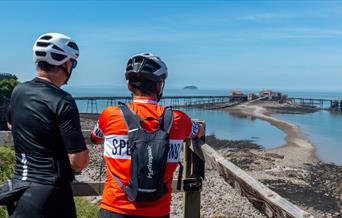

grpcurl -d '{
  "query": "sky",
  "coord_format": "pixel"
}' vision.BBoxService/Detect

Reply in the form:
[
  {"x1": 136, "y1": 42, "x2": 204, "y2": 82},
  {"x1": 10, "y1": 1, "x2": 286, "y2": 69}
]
[{"x1": 1, "y1": 0, "x2": 342, "y2": 91}]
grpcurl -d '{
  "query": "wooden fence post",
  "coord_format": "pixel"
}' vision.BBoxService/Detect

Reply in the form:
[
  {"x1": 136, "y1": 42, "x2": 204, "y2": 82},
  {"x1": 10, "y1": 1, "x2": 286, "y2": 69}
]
[{"x1": 183, "y1": 121, "x2": 205, "y2": 218}]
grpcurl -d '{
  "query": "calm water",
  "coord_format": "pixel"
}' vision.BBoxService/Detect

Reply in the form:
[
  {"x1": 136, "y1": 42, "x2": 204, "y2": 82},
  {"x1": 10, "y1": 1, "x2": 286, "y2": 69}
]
[
  {"x1": 275, "y1": 111, "x2": 342, "y2": 165},
  {"x1": 180, "y1": 108, "x2": 285, "y2": 149},
  {"x1": 64, "y1": 87, "x2": 342, "y2": 165}
]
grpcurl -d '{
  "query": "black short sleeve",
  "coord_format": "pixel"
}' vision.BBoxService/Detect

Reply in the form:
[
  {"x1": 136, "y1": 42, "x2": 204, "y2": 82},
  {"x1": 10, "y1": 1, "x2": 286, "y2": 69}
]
[{"x1": 56, "y1": 95, "x2": 87, "y2": 154}]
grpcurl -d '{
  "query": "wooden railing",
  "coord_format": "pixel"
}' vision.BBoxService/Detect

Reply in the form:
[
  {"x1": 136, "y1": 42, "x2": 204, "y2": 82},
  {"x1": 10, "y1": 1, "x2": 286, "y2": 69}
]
[{"x1": 0, "y1": 127, "x2": 312, "y2": 218}]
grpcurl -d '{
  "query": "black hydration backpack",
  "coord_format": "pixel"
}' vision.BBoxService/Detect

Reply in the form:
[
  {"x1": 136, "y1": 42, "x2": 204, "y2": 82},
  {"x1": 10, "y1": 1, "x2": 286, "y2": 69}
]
[{"x1": 110, "y1": 102, "x2": 173, "y2": 202}]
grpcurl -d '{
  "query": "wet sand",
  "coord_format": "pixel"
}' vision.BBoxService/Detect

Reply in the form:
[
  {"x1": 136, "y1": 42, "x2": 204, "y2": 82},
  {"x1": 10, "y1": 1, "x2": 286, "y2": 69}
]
[{"x1": 228, "y1": 103, "x2": 318, "y2": 166}]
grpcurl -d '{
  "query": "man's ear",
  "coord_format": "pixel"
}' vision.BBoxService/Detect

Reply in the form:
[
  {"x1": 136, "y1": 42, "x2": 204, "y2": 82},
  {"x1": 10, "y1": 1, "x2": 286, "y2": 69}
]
[
  {"x1": 156, "y1": 80, "x2": 164, "y2": 93},
  {"x1": 127, "y1": 80, "x2": 133, "y2": 92},
  {"x1": 62, "y1": 60, "x2": 71, "y2": 71}
]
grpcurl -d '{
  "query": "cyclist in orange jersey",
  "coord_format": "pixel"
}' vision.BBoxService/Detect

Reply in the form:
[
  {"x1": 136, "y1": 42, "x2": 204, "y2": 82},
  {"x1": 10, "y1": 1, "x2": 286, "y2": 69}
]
[{"x1": 91, "y1": 53, "x2": 204, "y2": 218}]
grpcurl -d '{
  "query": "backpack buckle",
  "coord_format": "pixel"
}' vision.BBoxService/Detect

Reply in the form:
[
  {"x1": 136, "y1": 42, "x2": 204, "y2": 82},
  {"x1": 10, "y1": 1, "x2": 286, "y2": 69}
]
[{"x1": 183, "y1": 177, "x2": 203, "y2": 192}]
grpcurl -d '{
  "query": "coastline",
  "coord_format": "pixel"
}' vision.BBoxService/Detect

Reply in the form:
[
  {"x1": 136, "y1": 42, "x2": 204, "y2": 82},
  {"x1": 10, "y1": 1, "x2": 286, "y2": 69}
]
[{"x1": 225, "y1": 102, "x2": 318, "y2": 166}]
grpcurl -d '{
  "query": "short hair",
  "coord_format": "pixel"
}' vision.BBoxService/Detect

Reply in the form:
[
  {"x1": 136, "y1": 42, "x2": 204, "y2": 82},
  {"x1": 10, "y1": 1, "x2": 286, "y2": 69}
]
[
  {"x1": 36, "y1": 61, "x2": 61, "y2": 72},
  {"x1": 129, "y1": 75, "x2": 159, "y2": 96}
]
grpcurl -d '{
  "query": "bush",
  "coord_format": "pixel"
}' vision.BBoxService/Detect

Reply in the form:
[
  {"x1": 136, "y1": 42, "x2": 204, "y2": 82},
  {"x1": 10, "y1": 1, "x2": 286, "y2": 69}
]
[
  {"x1": 0, "y1": 147, "x2": 15, "y2": 183},
  {"x1": 0, "y1": 78, "x2": 19, "y2": 106},
  {"x1": 0, "y1": 146, "x2": 14, "y2": 217},
  {"x1": 0, "y1": 146, "x2": 100, "y2": 217}
]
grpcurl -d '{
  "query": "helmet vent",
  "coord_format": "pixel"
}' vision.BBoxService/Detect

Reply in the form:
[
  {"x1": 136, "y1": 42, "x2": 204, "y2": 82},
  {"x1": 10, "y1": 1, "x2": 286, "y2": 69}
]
[
  {"x1": 126, "y1": 65, "x2": 133, "y2": 71},
  {"x1": 40, "y1": 35, "x2": 52, "y2": 40},
  {"x1": 51, "y1": 53, "x2": 67, "y2": 61},
  {"x1": 67, "y1": 41, "x2": 79, "y2": 51},
  {"x1": 141, "y1": 65, "x2": 155, "y2": 73},
  {"x1": 145, "y1": 60, "x2": 160, "y2": 70},
  {"x1": 52, "y1": 45, "x2": 64, "y2": 52},
  {"x1": 36, "y1": 42, "x2": 50, "y2": 47},
  {"x1": 35, "y1": 51, "x2": 47, "y2": 56},
  {"x1": 134, "y1": 56, "x2": 144, "y2": 63}
]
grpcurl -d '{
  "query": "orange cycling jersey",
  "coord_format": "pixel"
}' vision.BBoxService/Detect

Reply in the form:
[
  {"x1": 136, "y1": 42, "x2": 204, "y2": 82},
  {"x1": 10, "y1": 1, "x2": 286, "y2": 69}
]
[{"x1": 91, "y1": 97, "x2": 199, "y2": 217}]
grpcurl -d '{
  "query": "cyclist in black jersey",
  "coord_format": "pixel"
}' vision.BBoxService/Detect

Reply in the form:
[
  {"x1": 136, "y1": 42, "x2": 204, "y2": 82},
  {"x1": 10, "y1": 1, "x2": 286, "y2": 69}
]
[{"x1": 5, "y1": 33, "x2": 89, "y2": 218}]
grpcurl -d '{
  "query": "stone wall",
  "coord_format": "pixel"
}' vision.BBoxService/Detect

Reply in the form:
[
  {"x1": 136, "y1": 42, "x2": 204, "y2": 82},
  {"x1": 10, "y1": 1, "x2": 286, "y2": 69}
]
[{"x1": 0, "y1": 131, "x2": 13, "y2": 146}]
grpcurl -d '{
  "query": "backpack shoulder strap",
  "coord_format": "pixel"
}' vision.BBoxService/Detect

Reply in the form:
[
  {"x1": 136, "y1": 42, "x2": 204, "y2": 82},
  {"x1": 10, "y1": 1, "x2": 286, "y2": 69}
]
[
  {"x1": 118, "y1": 102, "x2": 141, "y2": 131},
  {"x1": 158, "y1": 106, "x2": 173, "y2": 133}
]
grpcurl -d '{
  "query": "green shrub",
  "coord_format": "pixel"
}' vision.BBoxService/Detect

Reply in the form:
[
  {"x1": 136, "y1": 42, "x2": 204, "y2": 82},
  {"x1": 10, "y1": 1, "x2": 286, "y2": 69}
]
[
  {"x1": 0, "y1": 207, "x2": 7, "y2": 218},
  {"x1": 0, "y1": 146, "x2": 14, "y2": 217},
  {"x1": 0, "y1": 147, "x2": 15, "y2": 183},
  {"x1": 0, "y1": 78, "x2": 19, "y2": 105}
]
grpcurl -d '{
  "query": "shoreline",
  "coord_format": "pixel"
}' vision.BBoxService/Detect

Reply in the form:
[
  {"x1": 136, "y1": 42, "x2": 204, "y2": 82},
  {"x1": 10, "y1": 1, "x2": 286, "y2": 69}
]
[{"x1": 225, "y1": 102, "x2": 319, "y2": 166}]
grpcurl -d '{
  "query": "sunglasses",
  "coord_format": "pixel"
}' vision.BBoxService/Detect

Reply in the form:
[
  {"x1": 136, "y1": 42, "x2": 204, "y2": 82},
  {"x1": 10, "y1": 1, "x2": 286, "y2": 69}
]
[{"x1": 71, "y1": 59, "x2": 78, "y2": 69}]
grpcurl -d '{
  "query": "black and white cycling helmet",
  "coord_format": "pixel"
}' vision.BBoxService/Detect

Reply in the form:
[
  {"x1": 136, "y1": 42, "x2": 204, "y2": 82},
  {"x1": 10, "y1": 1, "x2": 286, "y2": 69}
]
[
  {"x1": 125, "y1": 53, "x2": 168, "y2": 82},
  {"x1": 32, "y1": 33, "x2": 79, "y2": 66}
]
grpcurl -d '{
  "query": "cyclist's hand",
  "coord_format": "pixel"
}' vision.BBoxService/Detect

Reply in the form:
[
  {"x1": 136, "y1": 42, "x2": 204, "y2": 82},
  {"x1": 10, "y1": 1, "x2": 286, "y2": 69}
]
[{"x1": 195, "y1": 123, "x2": 205, "y2": 139}]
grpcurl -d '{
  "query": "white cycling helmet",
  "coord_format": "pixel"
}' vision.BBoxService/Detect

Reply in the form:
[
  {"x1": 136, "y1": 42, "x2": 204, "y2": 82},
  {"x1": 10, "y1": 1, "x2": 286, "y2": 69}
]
[
  {"x1": 32, "y1": 33, "x2": 79, "y2": 66},
  {"x1": 125, "y1": 53, "x2": 168, "y2": 82}
]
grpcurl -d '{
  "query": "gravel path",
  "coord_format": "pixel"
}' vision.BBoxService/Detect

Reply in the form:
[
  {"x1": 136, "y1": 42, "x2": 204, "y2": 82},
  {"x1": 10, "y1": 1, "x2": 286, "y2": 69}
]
[{"x1": 171, "y1": 166, "x2": 265, "y2": 218}]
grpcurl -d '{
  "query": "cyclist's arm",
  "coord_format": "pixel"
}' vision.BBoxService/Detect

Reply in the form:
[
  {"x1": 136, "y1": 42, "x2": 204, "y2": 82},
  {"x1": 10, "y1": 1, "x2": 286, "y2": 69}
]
[
  {"x1": 68, "y1": 150, "x2": 89, "y2": 172},
  {"x1": 58, "y1": 95, "x2": 89, "y2": 172},
  {"x1": 172, "y1": 110, "x2": 205, "y2": 139},
  {"x1": 91, "y1": 122, "x2": 104, "y2": 144},
  {"x1": 90, "y1": 107, "x2": 112, "y2": 144},
  {"x1": 194, "y1": 122, "x2": 205, "y2": 139}
]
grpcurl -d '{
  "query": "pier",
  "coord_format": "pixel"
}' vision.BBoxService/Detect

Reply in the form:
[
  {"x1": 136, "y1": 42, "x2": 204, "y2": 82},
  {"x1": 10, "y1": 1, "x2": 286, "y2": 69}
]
[
  {"x1": 74, "y1": 95, "x2": 230, "y2": 113},
  {"x1": 74, "y1": 95, "x2": 342, "y2": 113},
  {"x1": 289, "y1": 97, "x2": 342, "y2": 111}
]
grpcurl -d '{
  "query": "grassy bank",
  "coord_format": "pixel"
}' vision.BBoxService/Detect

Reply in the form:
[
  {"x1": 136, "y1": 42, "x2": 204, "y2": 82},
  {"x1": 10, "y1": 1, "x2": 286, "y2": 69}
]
[{"x1": 0, "y1": 146, "x2": 99, "y2": 217}]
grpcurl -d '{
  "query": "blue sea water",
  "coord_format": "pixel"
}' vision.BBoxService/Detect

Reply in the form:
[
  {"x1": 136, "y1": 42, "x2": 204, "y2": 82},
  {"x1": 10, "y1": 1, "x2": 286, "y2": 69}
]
[
  {"x1": 64, "y1": 86, "x2": 342, "y2": 165},
  {"x1": 275, "y1": 111, "x2": 342, "y2": 165},
  {"x1": 180, "y1": 108, "x2": 286, "y2": 149}
]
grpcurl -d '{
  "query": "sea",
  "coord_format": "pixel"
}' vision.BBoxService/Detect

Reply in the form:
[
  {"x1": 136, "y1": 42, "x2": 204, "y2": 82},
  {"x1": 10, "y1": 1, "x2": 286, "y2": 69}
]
[{"x1": 64, "y1": 87, "x2": 342, "y2": 165}]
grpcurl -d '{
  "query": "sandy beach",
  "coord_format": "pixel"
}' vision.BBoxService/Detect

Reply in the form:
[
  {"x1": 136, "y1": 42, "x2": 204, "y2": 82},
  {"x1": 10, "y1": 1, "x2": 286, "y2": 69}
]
[{"x1": 229, "y1": 102, "x2": 318, "y2": 166}]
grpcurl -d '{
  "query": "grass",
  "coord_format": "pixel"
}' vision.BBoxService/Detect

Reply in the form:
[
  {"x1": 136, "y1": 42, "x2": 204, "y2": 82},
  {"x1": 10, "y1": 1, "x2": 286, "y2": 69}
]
[
  {"x1": 0, "y1": 146, "x2": 99, "y2": 218},
  {"x1": 75, "y1": 197, "x2": 100, "y2": 218}
]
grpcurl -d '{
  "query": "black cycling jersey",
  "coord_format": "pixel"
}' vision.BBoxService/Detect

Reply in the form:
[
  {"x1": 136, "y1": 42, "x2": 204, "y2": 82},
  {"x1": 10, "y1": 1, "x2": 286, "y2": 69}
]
[{"x1": 7, "y1": 77, "x2": 87, "y2": 185}]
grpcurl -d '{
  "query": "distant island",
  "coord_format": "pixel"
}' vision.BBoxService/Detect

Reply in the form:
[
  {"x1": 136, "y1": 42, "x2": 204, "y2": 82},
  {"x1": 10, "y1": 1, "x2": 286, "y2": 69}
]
[{"x1": 183, "y1": 86, "x2": 198, "y2": 90}]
